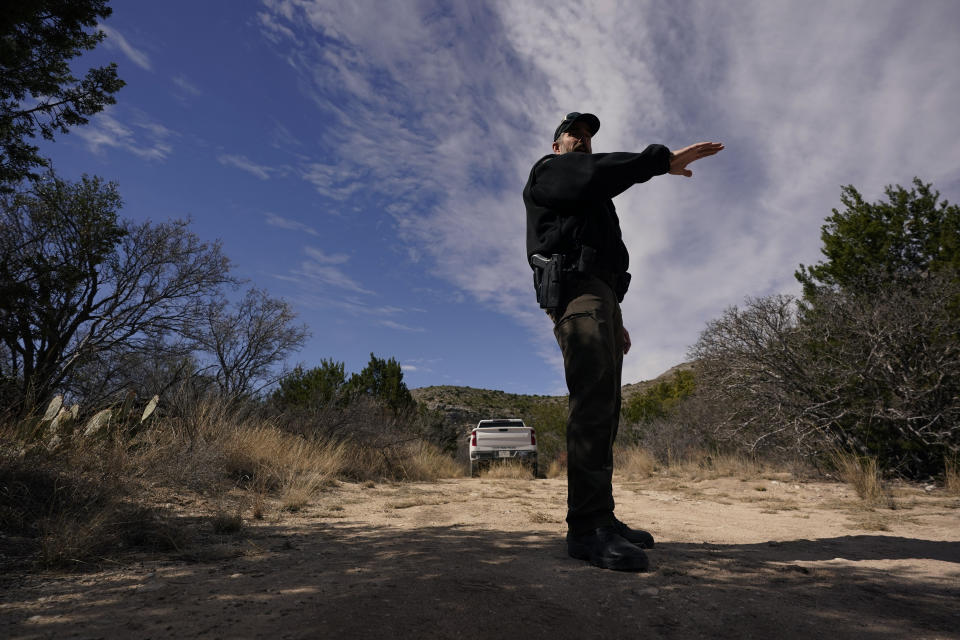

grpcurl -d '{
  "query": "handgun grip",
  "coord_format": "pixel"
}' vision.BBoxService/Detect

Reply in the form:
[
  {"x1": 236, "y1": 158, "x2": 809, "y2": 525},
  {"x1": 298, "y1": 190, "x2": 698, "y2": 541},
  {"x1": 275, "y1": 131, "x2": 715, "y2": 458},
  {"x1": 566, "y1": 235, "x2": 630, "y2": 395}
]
[{"x1": 529, "y1": 253, "x2": 550, "y2": 270}]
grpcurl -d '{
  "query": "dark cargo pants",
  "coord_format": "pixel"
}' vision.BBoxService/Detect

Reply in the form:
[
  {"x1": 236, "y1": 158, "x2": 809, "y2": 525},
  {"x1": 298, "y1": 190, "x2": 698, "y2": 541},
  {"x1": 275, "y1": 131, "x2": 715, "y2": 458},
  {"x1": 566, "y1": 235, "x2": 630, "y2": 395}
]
[{"x1": 551, "y1": 274, "x2": 624, "y2": 535}]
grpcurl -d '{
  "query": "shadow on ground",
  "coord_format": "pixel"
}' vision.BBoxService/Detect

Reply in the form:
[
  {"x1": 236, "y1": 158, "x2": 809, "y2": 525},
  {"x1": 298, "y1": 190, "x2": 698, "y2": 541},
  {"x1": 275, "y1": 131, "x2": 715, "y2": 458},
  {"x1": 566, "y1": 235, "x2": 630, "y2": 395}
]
[{"x1": 2, "y1": 518, "x2": 959, "y2": 640}]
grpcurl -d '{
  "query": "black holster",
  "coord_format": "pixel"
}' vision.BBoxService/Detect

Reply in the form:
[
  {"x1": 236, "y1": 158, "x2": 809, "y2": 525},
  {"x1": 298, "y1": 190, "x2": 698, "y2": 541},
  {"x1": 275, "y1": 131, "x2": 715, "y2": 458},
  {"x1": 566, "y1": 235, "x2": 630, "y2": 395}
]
[
  {"x1": 532, "y1": 249, "x2": 631, "y2": 308},
  {"x1": 531, "y1": 253, "x2": 563, "y2": 311}
]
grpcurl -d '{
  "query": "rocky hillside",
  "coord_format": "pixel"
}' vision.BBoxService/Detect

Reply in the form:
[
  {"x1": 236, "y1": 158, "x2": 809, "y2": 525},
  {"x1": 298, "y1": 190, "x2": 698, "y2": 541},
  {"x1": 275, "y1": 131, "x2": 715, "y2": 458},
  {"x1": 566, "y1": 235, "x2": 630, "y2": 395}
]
[
  {"x1": 411, "y1": 362, "x2": 693, "y2": 438},
  {"x1": 620, "y1": 361, "x2": 695, "y2": 400},
  {"x1": 410, "y1": 386, "x2": 564, "y2": 441}
]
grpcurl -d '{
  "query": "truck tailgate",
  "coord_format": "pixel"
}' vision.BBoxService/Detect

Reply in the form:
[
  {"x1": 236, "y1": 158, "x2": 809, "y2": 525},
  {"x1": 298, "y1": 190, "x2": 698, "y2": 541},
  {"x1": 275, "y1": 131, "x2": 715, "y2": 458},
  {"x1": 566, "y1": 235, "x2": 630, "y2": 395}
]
[{"x1": 475, "y1": 427, "x2": 531, "y2": 449}]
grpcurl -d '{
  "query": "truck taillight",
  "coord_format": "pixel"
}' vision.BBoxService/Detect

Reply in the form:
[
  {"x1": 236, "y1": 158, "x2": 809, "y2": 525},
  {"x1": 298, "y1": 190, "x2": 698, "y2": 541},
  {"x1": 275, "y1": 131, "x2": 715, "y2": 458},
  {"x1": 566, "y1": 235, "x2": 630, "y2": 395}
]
[
  {"x1": 530, "y1": 429, "x2": 536, "y2": 445},
  {"x1": 471, "y1": 430, "x2": 477, "y2": 446}
]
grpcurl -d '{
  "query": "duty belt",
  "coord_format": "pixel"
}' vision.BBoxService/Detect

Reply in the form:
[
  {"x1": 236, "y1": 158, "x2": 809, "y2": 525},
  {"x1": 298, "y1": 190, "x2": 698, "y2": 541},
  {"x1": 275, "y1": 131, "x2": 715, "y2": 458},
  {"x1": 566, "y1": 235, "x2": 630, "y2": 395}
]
[{"x1": 573, "y1": 267, "x2": 617, "y2": 292}]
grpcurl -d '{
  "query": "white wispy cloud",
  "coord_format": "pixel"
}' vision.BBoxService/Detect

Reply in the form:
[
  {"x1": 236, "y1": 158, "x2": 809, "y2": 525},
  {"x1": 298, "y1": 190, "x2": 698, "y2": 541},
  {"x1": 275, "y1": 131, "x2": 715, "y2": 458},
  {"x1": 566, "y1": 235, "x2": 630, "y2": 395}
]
[
  {"x1": 401, "y1": 357, "x2": 438, "y2": 374},
  {"x1": 260, "y1": 0, "x2": 960, "y2": 386},
  {"x1": 270, "y1": 120, "x2": 301, "y2": 149},
  {"x1": 99, "y1": 24, "x2": 152, "y2": 71},
  {"x1": 172, "y1": 75, "x2": 202, "y2": 96},
  {"x1": 74, "y1": 110, "x2": 174, "y2": 160},
  {"x1": 283, "y1": 288, "x2": 425, "y2": 333},
  {"x1": 296, "y1": 261, "x2": 373, "y2": 294},
  {"x1": 218, "y1": 154, "x2": 276, "y2": 180},
  {"x1": 257, "y1": 7, "x2": 299, "y2": 45},
  {"x1": 379, "y1": 320, "x2": 425, "y2": 333},
  {"x1": 285, "y1": 246, "x2": 374, "y2": 295},
  {"x1": 301, "y1": 162, "x2": 365, "y2": 200},
  {"x1": 303, "y1": 246, "x2": 349, "y2": 263},
  {"x1": 265, "y1": 213, "x2": 320, "y2": 236}
]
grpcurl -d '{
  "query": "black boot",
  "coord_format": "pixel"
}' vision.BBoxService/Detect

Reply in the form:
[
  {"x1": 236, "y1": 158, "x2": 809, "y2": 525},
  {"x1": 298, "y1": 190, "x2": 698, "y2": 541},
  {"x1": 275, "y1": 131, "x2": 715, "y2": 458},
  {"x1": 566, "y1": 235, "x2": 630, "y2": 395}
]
[
  {"x1": 567, "y1": 526, "x2": 650, "y2": 572},
  {"x1": 613, "y1": 519, "x2": 655, "y2": 549}
]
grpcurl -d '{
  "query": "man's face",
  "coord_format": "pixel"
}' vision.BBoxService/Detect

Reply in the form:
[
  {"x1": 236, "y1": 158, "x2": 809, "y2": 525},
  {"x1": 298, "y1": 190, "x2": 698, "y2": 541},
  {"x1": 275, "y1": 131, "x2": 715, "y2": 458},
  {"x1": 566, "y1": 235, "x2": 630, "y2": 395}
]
[{"x1": 552, "y1": 120, "x2": 593, "y2": 155}]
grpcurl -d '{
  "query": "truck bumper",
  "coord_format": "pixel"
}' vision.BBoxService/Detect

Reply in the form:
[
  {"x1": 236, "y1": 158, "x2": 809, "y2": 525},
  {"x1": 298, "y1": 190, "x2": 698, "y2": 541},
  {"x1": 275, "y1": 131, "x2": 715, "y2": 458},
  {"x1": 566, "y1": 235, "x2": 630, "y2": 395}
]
[{"x1": 470, "y1": 450, "x2": 537, "y2": 461}]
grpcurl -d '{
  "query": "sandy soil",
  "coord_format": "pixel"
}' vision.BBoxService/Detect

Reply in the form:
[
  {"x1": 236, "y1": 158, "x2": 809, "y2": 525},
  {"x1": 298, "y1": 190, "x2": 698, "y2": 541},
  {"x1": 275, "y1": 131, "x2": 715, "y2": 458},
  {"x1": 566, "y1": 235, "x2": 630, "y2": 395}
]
[{"x1": 2, "y1": 474, "x2": 959, "y2": 639}]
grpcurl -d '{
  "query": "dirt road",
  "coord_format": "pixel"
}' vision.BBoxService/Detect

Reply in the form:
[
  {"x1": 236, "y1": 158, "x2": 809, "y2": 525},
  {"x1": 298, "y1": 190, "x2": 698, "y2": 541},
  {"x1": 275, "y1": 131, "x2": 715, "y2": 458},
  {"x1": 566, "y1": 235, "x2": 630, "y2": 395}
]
[{"x1": 2, "y1": 475, "x2": 959, "y2": 639}]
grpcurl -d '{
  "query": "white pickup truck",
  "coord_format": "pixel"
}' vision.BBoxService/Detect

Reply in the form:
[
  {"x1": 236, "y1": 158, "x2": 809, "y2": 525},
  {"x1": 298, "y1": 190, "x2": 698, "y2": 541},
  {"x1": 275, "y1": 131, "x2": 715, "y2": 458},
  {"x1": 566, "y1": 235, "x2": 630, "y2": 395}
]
[{"x1": 468, "y1": 418, "x2": 537, "y2": 477}]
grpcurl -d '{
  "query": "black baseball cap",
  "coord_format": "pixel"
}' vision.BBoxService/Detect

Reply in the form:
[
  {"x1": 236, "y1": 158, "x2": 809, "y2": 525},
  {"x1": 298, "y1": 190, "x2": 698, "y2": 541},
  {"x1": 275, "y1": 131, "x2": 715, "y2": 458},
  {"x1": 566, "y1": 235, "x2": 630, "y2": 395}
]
[{"x1": 553, "y1": 112, "x2": 600, "y2": 141}]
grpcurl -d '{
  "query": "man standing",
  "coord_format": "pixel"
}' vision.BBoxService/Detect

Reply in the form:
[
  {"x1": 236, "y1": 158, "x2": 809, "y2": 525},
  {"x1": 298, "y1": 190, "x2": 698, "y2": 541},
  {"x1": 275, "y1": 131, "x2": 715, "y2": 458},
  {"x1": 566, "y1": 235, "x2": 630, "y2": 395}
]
[{"x1": 523, "y1": 112, "x2": 723, "y2": 571}]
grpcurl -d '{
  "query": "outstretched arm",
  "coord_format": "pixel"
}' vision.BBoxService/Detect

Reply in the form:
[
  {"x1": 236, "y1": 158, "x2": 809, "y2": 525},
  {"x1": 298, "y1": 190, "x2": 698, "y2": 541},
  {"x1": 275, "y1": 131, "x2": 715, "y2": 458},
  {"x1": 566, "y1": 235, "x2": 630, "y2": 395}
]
[{"x1": 669, "y1": 142, "x2": 724, "y2": 177}]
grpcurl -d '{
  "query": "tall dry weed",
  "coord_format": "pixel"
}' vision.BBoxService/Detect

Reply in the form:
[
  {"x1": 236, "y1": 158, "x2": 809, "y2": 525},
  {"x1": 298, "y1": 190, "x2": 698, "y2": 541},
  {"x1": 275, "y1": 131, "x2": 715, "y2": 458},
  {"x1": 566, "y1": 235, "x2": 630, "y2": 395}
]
[
  {"x1": 614, "y1": 445, "x2": 658, "y2": 480},
  {"x1": 337, "y1": 440, "x2": 462, "y2": 482},
  {"x1": 545, "y1": 459, "x2": 565, "y2": 479},
  {"x1": 944, "y1": 458, "x2": 960, "y2": 496},
  {"x1": 397, "y1": 442, "x2": 463, "y2": 481},
  {"x1": 210, "y1": 505, "x2": 244, "y2": 533},
  {"x1": 482, "y1": 460, "x2": 535, "y2": 479},
  {"x1": 662, "y1": 449, "x2": 766, "y2": 480},
  {"x1": 3, "y1": 390, "x2": 465, "y2": 568},
  {"x1": 832, "y1": 451, "x2": 889, "y2": 505},
  {"x1": 0, "y1": 436, "x2": 181, "y2": 568},
  {"x1": 280, "y1": 472, "x2": 331, "y2": 511},
  {"x1": 219, "y1": 424, "x2": 347, "y2": 492}
]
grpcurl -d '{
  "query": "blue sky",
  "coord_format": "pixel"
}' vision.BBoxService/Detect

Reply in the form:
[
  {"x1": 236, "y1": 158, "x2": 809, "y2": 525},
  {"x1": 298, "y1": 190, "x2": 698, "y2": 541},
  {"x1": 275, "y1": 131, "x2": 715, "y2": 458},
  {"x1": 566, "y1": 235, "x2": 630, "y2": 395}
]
[{"x1": 42, "y1": 0, "x2": 960, "y2": 394}]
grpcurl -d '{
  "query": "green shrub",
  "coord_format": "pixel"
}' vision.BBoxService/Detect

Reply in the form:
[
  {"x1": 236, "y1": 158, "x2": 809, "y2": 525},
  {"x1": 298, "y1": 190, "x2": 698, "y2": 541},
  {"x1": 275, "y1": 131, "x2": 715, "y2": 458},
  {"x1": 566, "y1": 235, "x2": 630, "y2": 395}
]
[{"x1": 622, "y1": 370, "x2": 695, "y2": 425}]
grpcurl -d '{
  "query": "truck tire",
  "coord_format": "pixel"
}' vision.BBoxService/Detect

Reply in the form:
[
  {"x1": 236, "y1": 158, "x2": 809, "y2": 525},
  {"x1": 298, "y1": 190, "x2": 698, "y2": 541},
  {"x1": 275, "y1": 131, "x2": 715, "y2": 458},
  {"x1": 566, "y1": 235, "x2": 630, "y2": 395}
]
[
  {"x1": 529, "y1": 460, "x2": 538, "y2": 478},
  {"x1": 469, "y1": 460, "x2": 477, "y2": 478}
]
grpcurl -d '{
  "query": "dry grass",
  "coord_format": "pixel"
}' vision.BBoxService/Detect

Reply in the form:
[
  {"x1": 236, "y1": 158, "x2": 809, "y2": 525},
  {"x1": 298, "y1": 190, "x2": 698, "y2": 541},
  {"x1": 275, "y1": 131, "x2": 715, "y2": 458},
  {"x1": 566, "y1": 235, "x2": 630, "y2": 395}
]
[
  {"x1": 612, "y1": 447, "x2": 768, "y2": 482},
  {"x1": 37, "y1": 509, "x2": 111, "y2": 567},
  {"x1": 37, "y1": 504, "x2": 178, "y2": 568},
  {"x1": 945, "y1": 458, "x2": 960, "y2": 496},
  {"x1": 1, "y1": 392, "x2": 464, "y2": 569},
  {"x1": 251, "y1": 490, "x2": 267, "y2": 520},
  {"x1": 546, "y1": 458, "x2": 565, "y2": 479},
  {"x1": 481, "y1": 460, "x2": 536, "y2": 479},
  {"x1": 211, "y1": 507, "x2": 244, "y2": 534},
  {"x1": 831, "y1": 451, "x2": 890, "y2": 506},
  {"x1": 335, "y1": 440, "x2": 462, "y2": 482},
  {"x1": 528, "y1": 510, "x2": 561, "y2": 524},
  {"x1": 665, "y1": 450, "x2": 767, "y2": 480},
  {"x1": 614, "y1": 445, "x2": 658, "y2": 480},
  {"x1": 549, "y1": 447, "x2": 767, "y2": 483},
  {"x1": 0, "y1": 430, "x2": 185, "y2": 569},
  {"x1": 280, "y1": 472, "x2": 331, "y2": 511},
  {"x1": 219, "y1": 424, "x2": 347, "y2": 490},
  {"x1": 846, "y1": 510, "x2": 919, "y2": 531},
  {"x1": 396, "y1": 442, "x2": 463, "y2": 481},
  {"x1": 386, "y1": 495, "x2": 450, "y2": 509}
]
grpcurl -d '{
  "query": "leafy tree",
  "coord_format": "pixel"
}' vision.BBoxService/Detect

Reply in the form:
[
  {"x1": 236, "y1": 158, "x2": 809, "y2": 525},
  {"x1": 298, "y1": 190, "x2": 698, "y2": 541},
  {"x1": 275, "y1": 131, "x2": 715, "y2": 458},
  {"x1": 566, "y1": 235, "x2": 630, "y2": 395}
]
[
  {"x1": 273, "y1": 360, "x2": 347, "y2": 410},
  {"x1": 1, "y1": 1, "x2": 124, "y2": 188},
  {"x1": 622, "y1": 369, "x2": 695, "y2": 425},
  {"x1": 691, "y1": 272, "x2": 960, "y2": 477},
  {"x1": 521, "y1": 400, "x2": 567, "y2": 466},
  {"x1": 691, "y1": 179, "x2": 960, "y2": 477},
  {"x1": 198, "y1": 288, "x2": 309, "y2": 397},
  {"x1": 0, "y1": 173, "x2": 234, "y2": 415},
  {"x1": 411, "y1": 403, "x2": 458, "y2": 454},
  {"x1": 347, "y1": 353, "x2": 414, "y2": 414},
  {"x1": 796, "y1": 179, "x2": 960, "y2": 299}
]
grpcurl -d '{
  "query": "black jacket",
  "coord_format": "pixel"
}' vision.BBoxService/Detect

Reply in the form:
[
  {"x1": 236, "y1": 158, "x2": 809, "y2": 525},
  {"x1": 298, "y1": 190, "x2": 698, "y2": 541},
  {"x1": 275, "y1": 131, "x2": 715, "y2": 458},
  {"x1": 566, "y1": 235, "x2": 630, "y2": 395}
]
[{"x1": 523, "y1": 145, "x2": 671, "y2": 278}]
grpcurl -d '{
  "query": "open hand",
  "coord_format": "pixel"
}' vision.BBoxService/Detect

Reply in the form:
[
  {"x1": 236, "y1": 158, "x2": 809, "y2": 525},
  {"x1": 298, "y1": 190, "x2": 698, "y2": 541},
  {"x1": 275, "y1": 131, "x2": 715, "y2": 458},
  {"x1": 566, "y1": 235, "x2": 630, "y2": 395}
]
[{"x1": 669, "y1": 141, "x2": 724, "y2": 177}]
